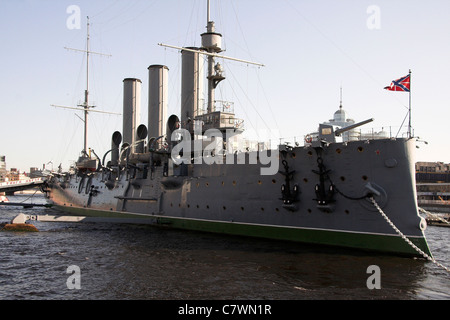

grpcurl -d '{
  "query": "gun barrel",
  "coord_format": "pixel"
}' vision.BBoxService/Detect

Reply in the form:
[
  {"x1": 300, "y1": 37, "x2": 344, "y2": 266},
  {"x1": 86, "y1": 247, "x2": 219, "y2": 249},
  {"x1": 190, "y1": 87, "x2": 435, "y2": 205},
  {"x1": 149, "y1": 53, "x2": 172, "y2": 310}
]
[{"x1": 335, "y1": 118, "x2": 374, "y2": 136}]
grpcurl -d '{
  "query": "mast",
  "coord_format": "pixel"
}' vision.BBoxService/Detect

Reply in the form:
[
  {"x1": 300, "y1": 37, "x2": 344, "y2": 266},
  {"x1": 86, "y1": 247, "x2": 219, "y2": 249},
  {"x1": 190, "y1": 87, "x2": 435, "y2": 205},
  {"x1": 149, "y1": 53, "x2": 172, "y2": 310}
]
[
  {"x1": 408, "y1": 69, "x2": 412, "y2": 139},
  {"x1": 84, "y1": 16, "x2": 90, "y2": 154},
  {"x1": 158, "y1": 0, "x2": 263, "y2": 134},
  {"x1": 207, "y1": 0, "x2": 211, "y2": 23},
  {"x1": 201, "y1": 0, "x2": 224, "y2": 113},
  {"x1": 60, "y1": 17, "x2": 112, "y2": 154}
]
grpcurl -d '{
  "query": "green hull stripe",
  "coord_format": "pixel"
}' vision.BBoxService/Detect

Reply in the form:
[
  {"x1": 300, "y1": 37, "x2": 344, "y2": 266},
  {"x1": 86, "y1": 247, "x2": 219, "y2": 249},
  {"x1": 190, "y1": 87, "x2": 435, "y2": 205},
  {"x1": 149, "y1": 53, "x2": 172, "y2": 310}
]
[{"x1": 53, "y1": 205, "x2": 432, "y2": 257}]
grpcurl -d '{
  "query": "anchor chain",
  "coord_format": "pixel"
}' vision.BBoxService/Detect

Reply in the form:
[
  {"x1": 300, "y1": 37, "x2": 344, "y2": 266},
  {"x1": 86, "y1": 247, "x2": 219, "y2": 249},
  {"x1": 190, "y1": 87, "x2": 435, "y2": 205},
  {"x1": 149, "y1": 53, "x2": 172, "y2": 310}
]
[
  {"x1": 312, "y1": 152, "x2": 371, "y2": 202},
  {"x1": 279, "y1": 159, "x2": 299, "y2": 208},
  {"x1": 370, "y1": 197, "x2": 450, "y2": 273},
  {"x1": 418, "y1": 207, "x2": 450, "y2": 225}
]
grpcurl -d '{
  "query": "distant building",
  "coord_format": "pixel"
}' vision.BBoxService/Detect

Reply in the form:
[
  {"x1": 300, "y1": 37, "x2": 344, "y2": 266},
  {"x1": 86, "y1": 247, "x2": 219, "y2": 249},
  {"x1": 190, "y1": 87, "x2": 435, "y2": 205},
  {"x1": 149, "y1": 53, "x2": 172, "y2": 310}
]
[
  {"x1": 322, "y1": 104, "x2": 358, "y2": 142},
  {"x1": 416, "y1": 162, "x2": 450, "y2": 211},
  {"x1": 0, "y1": 156, "x2": 6, "y2": 182},
  {"x1": 416, "y1": 161, "x2": 450, "y2": 183},
  {"x1": 7, "y1": 168, "x2": 20, "y2": 181},
  {"x1": 321, "y1": 89, "x2": 389, "y2": 142}
]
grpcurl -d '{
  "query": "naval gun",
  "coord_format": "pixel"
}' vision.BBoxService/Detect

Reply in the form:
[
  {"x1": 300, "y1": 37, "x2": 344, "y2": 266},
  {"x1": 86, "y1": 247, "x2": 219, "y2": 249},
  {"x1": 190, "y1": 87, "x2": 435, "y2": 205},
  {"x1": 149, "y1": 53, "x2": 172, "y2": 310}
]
[{"x1": 315, "y1": 118, "x2": 374, "y2": 146}]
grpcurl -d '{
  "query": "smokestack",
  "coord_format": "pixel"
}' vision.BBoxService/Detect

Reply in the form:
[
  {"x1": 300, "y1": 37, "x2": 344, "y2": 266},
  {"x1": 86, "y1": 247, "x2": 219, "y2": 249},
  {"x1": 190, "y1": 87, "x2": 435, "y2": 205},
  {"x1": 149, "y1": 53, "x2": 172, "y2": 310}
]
[
  {"x1": 110, "y1": 131, "x2": 122, "y2": 166},
  {"x1": 122, "y1": 78, "x2": 142, "y2": 153},
  {"x1": 148, "y1": 65, "x2": 168, "y2": 149},
  {"x1": 181, "y1": 48, "x2": 204, "y2": 133}
]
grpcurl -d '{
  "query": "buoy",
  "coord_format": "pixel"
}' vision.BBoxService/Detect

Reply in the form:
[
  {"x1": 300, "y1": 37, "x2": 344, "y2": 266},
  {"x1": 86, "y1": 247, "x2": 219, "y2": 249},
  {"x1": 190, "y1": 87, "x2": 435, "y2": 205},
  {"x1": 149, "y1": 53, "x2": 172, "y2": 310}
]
[{"x1": 1, "y1": 223, "x2": 38, "y2": 232}]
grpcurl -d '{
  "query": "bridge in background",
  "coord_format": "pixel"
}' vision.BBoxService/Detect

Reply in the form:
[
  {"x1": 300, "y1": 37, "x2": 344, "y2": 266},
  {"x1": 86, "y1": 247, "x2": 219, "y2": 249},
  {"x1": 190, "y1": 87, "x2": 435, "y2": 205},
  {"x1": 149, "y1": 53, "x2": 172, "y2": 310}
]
[{"x1": 0, "y1": 178, "x2": 45, "y2": 195}]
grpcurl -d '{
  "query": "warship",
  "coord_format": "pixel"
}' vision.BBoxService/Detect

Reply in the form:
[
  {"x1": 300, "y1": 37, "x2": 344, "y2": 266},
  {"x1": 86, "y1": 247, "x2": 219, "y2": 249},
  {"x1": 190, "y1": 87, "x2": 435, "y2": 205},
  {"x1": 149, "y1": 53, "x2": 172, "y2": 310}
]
[{"x1": 45, "y1": 1, "x2": 432, "y2": 257}]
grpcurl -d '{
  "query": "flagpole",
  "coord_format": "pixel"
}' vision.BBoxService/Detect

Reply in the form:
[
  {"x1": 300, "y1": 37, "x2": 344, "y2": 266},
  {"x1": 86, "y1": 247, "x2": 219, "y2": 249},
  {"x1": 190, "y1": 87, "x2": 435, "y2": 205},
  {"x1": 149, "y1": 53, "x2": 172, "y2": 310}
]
[{"x1": 408, "y1": 69, "x2": 412, "y2": 138}]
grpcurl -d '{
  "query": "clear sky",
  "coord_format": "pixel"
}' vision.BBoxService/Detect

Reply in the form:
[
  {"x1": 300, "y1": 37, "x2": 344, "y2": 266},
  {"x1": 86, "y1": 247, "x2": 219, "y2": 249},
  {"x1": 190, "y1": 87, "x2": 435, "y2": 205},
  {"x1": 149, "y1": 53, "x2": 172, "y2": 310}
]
[{"x1": 1, "y1": 0, "x2": 449, "y2": 172}]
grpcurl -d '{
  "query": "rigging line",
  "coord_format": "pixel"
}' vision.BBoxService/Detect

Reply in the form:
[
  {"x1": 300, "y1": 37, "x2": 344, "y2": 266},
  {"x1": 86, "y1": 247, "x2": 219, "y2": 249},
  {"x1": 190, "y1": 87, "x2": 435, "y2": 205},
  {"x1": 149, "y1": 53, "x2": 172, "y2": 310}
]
[
  {"x1": 91, "y1": 0, "x2": 122, "y2": 18},
  {"x1": 101, "y1": 0, "x2": 142, "y2": 25},
  {"x1": 70, "y1": 52, "x2": 86, "y2": 107},
  {"x1": 284, "y1": 0, "x2": 381, "y2": 86},
  {"x1": 88, "y1": 46, "x2": 111, "y2": 114},
  {"x1": 19, "y1": 189, "x2": 39, "y2": 203},
  {"x1": 395, "y1": 110, "x2": 410, "y2": 138},
  {"x1": 183, "y1": 1, "x2": 197, "y2": 48},
  {"x1": 224, "y1": 69, "x2": 257, "y2": 136},
  {"x1": 90, "y1": 113, "x2": 107, "y2": 152},
  {"x1": 118, "y1": 0, "x2": 159, "y2": 26},
  {"x1": 56, "y1": 114, "x2": 82, "y2": 168},
  {"x1": 100, "y1": 0, "x2": 157, "y2": 33},
  {"x1": 230, "y1": 0, "x2": 254, "y2": 61},
  {"x1": 254, "y1": 67, "x2": 281, "y2": 136},
  {"x1": 52, "y1": 109, "x2": 71, "y2": 165},
  {"x1": 225, "y1": 63, "x2": 277, "y2": 140},
  {"x1": 283, "y1": 0, "x2": 408, "y2": 110},
  {"x1": 215, "y1": 0, "x2": 225, "y2": 48},
  {"x1": 165, "y1": 50, "x2": 182, "y2": 116}
]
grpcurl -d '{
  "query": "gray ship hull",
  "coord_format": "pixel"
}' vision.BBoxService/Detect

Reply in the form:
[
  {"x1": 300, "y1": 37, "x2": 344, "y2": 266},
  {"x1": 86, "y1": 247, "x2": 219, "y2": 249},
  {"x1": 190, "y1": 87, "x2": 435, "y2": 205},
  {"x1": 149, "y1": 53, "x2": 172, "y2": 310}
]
[{"x1": 47, "y1": 137, "x2": 431, "y2": 257}]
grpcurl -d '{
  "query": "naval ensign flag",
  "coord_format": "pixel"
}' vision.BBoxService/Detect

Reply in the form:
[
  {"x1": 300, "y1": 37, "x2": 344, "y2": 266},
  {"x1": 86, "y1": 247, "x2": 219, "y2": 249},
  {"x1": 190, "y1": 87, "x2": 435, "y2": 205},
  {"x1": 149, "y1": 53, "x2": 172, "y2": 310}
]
[
  {"x1": 384, "y1": 70, "x2": 412, "y2": 138},
  {"x1": 384, "y1": 73, "x2": 410, "y2": 92}
]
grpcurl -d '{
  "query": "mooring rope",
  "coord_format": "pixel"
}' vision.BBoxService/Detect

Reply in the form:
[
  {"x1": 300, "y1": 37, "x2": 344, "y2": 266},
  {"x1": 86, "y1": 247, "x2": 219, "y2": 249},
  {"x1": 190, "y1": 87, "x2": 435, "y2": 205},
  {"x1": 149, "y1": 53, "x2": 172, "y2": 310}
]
[
  {"x1": 370, "y1": 197, "x2": 449, "y2": 273},
  {"x1": 418, "y1": 207, "x2": 450, "y2": 225}
]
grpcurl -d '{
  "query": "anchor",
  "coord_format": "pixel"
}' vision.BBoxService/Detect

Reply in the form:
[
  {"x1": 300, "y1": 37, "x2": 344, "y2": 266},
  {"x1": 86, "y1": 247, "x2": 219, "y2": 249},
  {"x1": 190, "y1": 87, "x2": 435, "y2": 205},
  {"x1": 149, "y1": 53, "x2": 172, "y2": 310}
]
[
  {"x1": 312, "y1": 153, "x2": 336, "y2": 212},
  {"x1": 279, "y1": 159, "x2": 299, "y2": 211}
]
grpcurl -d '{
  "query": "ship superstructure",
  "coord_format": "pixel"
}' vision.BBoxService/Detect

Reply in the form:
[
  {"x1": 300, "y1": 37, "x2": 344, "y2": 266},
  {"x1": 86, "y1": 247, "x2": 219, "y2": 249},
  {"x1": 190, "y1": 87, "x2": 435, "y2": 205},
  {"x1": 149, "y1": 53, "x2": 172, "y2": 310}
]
[{"x1": 46, "y1": 1, "x2": 431, "y2": 257}]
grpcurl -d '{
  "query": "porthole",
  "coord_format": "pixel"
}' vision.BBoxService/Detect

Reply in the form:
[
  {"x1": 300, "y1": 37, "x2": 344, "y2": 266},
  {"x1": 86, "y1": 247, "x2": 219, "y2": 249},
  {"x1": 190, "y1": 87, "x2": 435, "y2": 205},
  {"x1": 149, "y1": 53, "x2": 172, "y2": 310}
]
[{"x1": 357, "y1": 146, "x2": 364, "y2": 152}]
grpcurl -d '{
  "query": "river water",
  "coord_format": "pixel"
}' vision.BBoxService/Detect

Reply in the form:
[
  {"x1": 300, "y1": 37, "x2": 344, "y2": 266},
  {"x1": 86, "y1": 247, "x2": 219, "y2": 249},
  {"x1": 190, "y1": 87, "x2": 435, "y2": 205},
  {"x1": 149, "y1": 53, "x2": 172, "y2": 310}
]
[{"x1": 0, "y1": 193, "x2": 449, "y2": 301}]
